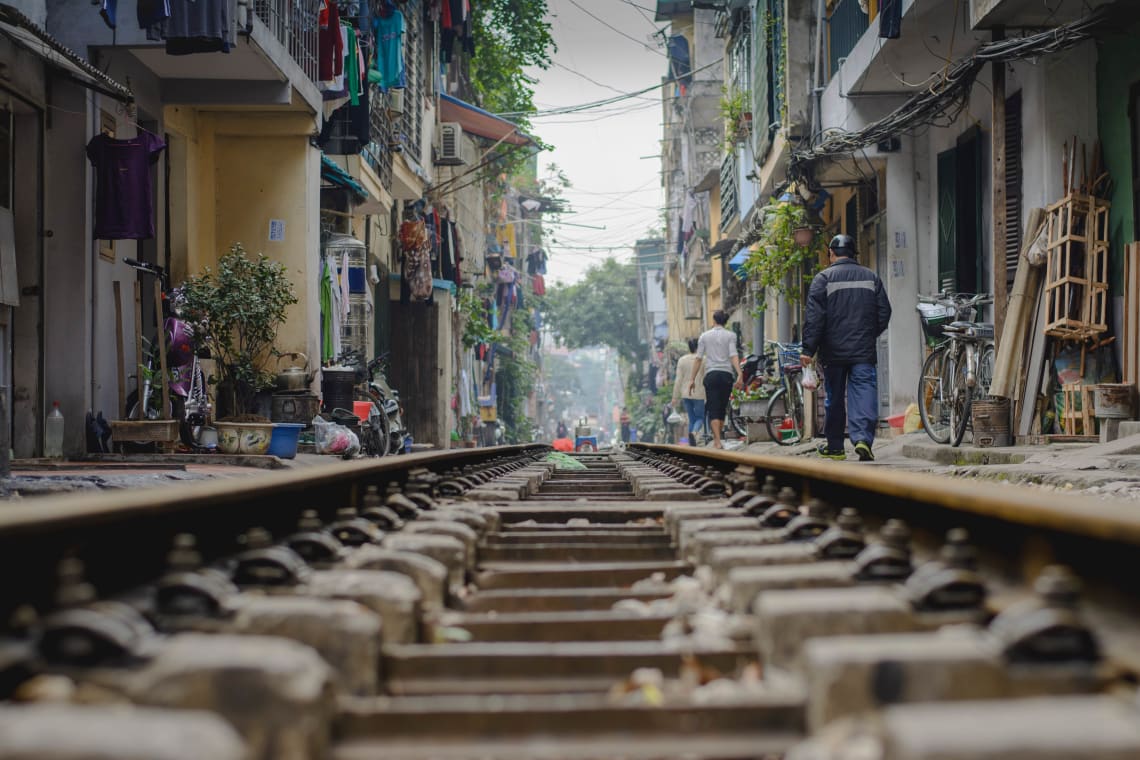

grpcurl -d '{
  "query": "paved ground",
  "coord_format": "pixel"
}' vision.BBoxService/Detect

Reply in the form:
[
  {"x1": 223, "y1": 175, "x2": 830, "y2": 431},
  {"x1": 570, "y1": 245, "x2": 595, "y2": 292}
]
[
  {"x1": 7, "y1": 431, "x2": 1140, "y2": 502},
  {"x1": 732, "y1": 430, "x2": 1140, "y2": 501},
  {"x1": 0, "y1": 452, "x2": 346, "y2": 500}
]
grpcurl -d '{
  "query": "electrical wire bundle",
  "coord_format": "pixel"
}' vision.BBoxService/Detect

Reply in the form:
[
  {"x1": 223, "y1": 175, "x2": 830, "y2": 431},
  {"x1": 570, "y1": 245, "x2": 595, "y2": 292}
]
[{"x1": 791, "y1": 5, "x2": 1115, "y2": 168}]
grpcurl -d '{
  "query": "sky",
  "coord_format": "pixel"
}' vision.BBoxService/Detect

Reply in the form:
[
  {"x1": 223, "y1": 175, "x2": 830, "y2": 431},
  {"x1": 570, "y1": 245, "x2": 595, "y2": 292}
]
[{"x1": 522, "y1": 0, "x2": 670, "y2": 286}]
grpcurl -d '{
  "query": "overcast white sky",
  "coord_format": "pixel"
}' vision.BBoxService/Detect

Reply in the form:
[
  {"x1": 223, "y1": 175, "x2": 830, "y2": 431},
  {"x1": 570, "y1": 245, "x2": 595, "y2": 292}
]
[{"x1": 523, "y1": 0, "x2": 669, "y2": 286}]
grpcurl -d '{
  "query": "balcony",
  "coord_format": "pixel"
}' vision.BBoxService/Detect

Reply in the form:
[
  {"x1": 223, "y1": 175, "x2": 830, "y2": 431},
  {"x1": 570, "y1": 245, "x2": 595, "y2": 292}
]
[
  {"x1": 822, "y1": 0, "x2": 982, "y2": 99},
  {"x1": 826, "y1": 0, "x2": 869, "y2": 82},
  {"x1": 969, "y1": 0, "x2": 1115, "y2": 29},
  {"x1": 86, "y1": 0, "x2": 321, "y2": 113}
]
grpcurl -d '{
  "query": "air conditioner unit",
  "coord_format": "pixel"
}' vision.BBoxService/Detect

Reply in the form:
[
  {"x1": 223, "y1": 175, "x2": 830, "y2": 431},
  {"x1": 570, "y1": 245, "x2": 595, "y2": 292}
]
[
  {"x1": 387, "y1": 88, "x2": 405, "y2": 115},
  {"x1": 436, "y1": 122, "x2": 466, "y2": 166}
]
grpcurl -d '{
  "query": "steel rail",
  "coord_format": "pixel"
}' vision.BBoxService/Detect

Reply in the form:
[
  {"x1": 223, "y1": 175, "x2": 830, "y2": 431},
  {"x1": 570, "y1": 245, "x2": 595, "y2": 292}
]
[
  {"x1": 634, "y1": 444, "x2": 1140, "y2": 608},
  {"x1": 0, "y1": 445, "x2": 546, "y2": 624}
]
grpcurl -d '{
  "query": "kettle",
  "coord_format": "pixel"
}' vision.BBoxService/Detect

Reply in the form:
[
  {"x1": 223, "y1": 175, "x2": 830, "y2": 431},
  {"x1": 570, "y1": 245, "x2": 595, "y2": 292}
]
[{"x1": 275, "y1": 352, "x2": 314, "y2": 392}]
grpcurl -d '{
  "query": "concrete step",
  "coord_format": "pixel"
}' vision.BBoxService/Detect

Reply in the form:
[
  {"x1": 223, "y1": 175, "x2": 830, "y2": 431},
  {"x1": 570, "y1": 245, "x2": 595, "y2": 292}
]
[
  {"x1": 381, "y1": 642, "x2": 753, "y2": 682},
  {"x1": 537, "y1": 480, "x2": 633, "y2": 493},
  {"x1": 494, "y1": 505, "x2": 668, "y2": 523},
  {"x1": 433, "y1": 610, "x2": 674, "y2": 642},
  {"x1": 478, "y1": 542, "x2": 678, "y2": 563},
  {"x1": 484, "y1": 530, "x2": 671, "y2": 546},
  {"x1": 475, "y1": 560, "x2": 689, "y2": 589},
  {"x1": 334, "y1": 733, "x2": 801, "y2": 760},
  {"x1": 463, "y1": 587, "x2": 671, "y2": 613},
  {"x1": 339, "y1": 692, "x2": 801, "y2": 738}
]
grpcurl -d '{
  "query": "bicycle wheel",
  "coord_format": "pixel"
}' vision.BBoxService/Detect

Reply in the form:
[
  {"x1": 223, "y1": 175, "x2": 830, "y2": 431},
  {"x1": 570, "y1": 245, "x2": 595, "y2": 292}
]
[
  {"x1": 766, "y1": 386, "x2": 805, "y2": 446},
  {"x1": 372, "y1": 402, "x2": 392, "y2": 458},
  {"x1": 977, "y1": 344, "x2": 995, "y2": 398},
  {"x1": 728, "y1": 399, "x2": 748, "y2": 438},
  {"x1": 949, "y1": 352, "x2": 972, "y2": 447},
  {"x1": 918, "y1": 348, "x2": 951, "y2": 444}
]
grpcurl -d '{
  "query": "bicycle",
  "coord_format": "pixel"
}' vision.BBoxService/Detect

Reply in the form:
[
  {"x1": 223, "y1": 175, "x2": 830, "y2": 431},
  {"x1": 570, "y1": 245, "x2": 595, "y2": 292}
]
[
  {"x1": 123, "y1": 258, "x2": 211, "y2": 448},
  {"x1": 916, "y1": 292, "x2": 995, "y2": 447},
  {"x1": 728, "y1": 352, "x2": 773, "y2": 438},
  {"x1": 763, "y1": 340, "x2": 807, "y2": 446}
]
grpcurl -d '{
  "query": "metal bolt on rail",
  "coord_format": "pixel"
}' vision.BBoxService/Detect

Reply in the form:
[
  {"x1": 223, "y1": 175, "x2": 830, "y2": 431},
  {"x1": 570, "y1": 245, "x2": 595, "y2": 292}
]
[
  {"x1": 37, "y1": 558, "x2": 158, "y2": 668},
  {"x1": 813, "y1": 508, "x2": 866, "y2": 560},
  {"x1": 328, "y1": 507, "x2": 385, "y2": 546},
  {"x1": 781, "y1": 498, "x2": 833, "y2": 542},
  {"x1": 991, "y1": 564, "x2": 1101, "y2": 664},
  {"x1": 285, "y1": 512, "x2": 348, "y2": 568},
  {"x1": 758, "y1": 486, "x2": 801, "y2": 527},
  {"x1": 155, "y1": 534, "x2": 237, "y2": 620},
  {"x1": 230, "y1": 527, "x2": 310, "y2": 588},
  {"x1": 853, "y1": 518, "x2": 914, "y2": 582},
  {"x1": 742, "y1": 475, "x2": 782, "y2": 516},
  {"x1": 904, "y1": 529, "x2": 988, "y2": 612}
]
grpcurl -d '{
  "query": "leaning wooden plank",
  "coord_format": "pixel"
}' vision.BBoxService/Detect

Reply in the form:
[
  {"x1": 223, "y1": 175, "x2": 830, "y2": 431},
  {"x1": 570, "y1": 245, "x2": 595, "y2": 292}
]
[
  {"x1": 1017, "y1": 292, "x2": 1050, "y2": 437},
  {"x1": 991, "y1": 209, "x2": 1045, "y2": 398},
  {"x1": 1125, "y1": 243, "x2": 1140, "y2": 385}
]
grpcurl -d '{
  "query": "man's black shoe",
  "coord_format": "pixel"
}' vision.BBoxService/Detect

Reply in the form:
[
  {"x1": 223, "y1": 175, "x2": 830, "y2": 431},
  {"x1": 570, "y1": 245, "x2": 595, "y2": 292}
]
[
  {"x1": 817, "y1": 444, "x2": 846, "y2": 461},
  {"x1": 854, "y1": 441, "x2": 874, "y2": 461}
]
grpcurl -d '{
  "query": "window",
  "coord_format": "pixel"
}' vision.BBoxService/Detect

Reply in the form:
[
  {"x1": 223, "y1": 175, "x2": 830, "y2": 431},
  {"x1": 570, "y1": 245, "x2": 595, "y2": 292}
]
[{"x1": 0, "y1": 107, "x2": 10, "y2": 211}]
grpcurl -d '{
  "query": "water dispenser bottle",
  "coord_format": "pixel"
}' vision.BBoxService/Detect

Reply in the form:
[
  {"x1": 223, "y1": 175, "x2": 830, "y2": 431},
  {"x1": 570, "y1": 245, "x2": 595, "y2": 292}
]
[{"x1": 45, "y1": 401, "x2": 64, "y2": 459}]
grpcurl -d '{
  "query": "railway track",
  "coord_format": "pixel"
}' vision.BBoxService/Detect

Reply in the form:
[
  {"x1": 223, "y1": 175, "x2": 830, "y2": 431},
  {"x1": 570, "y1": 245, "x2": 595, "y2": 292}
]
[{"x1": 0, "y1": 444, "x2": 1139, "y2": 759}]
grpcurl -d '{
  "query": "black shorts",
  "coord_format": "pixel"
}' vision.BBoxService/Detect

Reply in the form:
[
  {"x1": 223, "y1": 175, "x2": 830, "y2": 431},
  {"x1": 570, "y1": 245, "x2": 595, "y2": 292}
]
[{"x1": 703, "y1": 370, "x2": 734, "y2": 421}]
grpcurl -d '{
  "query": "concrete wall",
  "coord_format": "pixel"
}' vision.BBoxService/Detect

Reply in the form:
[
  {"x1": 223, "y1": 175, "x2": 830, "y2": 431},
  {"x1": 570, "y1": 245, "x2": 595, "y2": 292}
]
[
  {"x1": 162, "y1": 110, "x2": 320, "y2": 366},
  {"x1": 1096, "y1": 25, "x2": 1140, "y2": 290},
  {"x1": 11, "y1": 0, "x2": 46, "y2": 27},
  {"x1": 212, "y1": 126, "x2": 321, "y2": 361}
]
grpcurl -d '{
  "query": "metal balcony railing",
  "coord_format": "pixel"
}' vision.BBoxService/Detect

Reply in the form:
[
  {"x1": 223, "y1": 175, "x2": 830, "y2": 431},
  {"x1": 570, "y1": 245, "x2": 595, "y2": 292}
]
[
  {"x1": 827, "y1": 0, "x2": 869, "y2": 81},
  {"x1": 250, "y1": 0, "x2": 319, "y2": 82},
  {"x1": 364, "y1": 87, "x2": 395, "y2": 190}
]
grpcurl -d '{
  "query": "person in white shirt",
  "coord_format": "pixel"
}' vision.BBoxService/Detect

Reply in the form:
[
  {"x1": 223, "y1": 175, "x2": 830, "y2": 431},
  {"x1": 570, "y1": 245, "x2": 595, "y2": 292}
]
[{"x1": 688, "y1": 310, "x2": 741, "y2": 448}]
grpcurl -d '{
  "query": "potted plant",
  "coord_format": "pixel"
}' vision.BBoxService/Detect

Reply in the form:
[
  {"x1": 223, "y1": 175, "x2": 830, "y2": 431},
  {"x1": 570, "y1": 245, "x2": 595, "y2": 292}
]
[
  {"x1": 177, "y1": 244, "x2": 298, "y2": 437},
  {"x1": 741, "y1": 200, "x2": 825, "y2": 307},
  {"x1": 718, "y1": 87, "x2": 751, "y2": 145}
]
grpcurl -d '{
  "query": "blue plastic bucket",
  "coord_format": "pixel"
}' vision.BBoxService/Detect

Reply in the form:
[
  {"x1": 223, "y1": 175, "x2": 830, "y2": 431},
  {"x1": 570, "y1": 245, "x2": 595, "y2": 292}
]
[{"x1": 268, "y1": 423, "x2": 305, "y2": 459}]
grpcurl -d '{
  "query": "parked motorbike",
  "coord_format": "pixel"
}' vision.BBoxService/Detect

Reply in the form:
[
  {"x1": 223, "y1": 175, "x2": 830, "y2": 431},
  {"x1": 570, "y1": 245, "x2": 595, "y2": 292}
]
[
  {"x1": 335, "y1": 349, "x2": 407, "y2": 456},
  {"x1": 123, "y1": 258, "x2": 211, "y2": 448},
  {"x1": 364, "y1": 353, "x2": 407, "y2": 456}
]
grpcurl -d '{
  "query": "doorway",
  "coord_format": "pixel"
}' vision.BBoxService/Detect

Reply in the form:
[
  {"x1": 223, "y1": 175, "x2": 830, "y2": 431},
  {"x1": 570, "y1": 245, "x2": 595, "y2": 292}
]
[{"x1": 937, "y1": 127, "x2": 985, "y2": 295}]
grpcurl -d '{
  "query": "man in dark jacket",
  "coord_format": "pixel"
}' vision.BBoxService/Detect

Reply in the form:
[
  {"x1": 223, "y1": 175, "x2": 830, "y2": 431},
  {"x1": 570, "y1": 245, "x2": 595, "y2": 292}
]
[{"x1": 800, "y1": 234, "x2": 892, "y2": 461}]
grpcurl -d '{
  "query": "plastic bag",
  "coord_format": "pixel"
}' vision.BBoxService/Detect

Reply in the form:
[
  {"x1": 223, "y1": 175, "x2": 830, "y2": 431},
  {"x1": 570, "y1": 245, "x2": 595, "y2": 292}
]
[
  {"x1": 312, "y1": 415, "x2": 357, "y2": 455},
  {"x1": 801, "y1": 364, "x2": 819, "y2": 391}
]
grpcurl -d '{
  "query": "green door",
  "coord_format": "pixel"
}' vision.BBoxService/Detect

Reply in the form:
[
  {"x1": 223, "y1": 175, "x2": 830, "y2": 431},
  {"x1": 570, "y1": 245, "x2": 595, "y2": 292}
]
[{"x1": 937, "y1": 147, "x2": 958, "y2": 292}]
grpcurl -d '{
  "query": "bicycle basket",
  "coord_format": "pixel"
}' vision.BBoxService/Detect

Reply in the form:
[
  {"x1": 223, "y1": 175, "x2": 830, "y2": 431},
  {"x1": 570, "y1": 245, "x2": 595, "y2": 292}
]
[
  {"x1": 778, "y1": 346, "x2": 803, "y2": 370},
  {"x1": 917, "y1": 303, "x2": 955, "y2": 345}
]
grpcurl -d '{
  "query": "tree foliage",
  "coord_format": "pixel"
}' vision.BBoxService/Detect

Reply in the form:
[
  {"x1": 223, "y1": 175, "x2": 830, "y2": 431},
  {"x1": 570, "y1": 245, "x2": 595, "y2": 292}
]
[
  {"x1": 177, "y1": 244, "x2": 297, "y2": 415},
  {"x1": 544, "y1": 258, "x2": 643, "y2": 361},
  {"x1": 470, "y1": 0, "x2": 556, "y2": 131}
]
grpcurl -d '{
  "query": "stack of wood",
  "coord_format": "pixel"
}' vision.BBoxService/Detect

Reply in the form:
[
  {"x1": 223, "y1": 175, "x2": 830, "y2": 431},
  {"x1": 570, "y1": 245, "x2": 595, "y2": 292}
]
[
  {"x1": 1123, "y1": 242, "x2": 1140, "y2": 386},
  {"x1": 992, "y1": 138, "x2": 1120, "y2": 442},
  {"x1": 1043, "y1": 194, "x2": 1109, "y2": 340}
]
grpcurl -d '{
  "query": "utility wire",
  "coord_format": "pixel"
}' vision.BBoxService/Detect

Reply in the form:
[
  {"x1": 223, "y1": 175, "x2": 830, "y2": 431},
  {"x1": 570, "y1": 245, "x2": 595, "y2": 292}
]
[
  {"x1": 565, "y1": 0, "x2": 668, "y2": 57},
  {"x1": 499, "y1": 57, "x2": 723, "y2": 118}
]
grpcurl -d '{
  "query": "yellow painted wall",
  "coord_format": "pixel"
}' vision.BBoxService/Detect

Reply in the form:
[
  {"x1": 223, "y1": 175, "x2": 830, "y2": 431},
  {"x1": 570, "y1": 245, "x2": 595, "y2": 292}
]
[{"x1": 165, "y1": 107, "x2": 320, "y2": 362}]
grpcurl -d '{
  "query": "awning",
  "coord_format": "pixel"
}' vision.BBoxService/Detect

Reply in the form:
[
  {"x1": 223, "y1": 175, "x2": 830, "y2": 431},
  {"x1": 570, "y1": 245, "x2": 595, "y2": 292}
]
[
  {"x1": 321, "y1": 154, "x2": 368, "y2": 201},
  {"x1": 439, "y1": 94, "x2": 534, "y2": 147},
  {"x1": 728, "y1": 247, "x2": 750, "y2": 280},
  {"x1": 710, "y1": 237, "x2": 738, "y2": 258},
  {"x1": 0, "y1": 4, "x2": 132, "y2": 102}
]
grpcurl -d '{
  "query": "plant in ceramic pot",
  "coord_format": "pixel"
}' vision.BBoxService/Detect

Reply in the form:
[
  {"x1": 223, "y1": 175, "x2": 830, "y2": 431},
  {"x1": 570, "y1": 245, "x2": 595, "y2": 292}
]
[
  {"x1": 741, "y1": 200, "x2": 825, "y2": 310},
  {"x1": 177, "y1": 243, "x2": 298, "y2": 422}
]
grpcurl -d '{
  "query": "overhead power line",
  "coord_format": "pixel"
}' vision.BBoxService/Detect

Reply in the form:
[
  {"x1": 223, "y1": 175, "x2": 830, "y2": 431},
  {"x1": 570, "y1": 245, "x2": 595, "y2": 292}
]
[
  {"x1": 792, "y1": 6, "x2": 1113, "y2": 169},
  {"x1": 499, "y1": 57, "x2": 724, "y2": 118}
]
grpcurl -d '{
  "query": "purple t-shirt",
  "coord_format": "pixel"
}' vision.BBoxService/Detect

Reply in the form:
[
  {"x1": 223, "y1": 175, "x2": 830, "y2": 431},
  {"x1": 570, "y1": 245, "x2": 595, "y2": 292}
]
[{"x1": 86, "y1": 132, "x2": 166, "y2": 240}]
